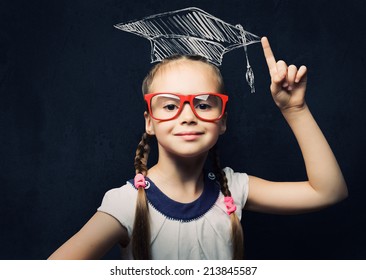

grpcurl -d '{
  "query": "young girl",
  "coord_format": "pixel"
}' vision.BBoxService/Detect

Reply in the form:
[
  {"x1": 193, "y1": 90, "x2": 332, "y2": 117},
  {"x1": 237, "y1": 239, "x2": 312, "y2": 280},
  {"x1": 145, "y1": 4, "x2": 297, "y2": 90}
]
[{"x1": 48, "y1": 37, "x2": 348, "y2": 260}]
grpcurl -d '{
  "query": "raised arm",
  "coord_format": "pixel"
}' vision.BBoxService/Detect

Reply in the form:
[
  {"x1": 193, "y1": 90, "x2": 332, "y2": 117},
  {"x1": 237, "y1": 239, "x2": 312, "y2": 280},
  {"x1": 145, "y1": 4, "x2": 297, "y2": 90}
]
[
  {"x1": 48, "y1": 211, "x2": 128, "y2": 259},
  {"x1": 245, "y1": 37, "x2": 348, "y2": 214}
]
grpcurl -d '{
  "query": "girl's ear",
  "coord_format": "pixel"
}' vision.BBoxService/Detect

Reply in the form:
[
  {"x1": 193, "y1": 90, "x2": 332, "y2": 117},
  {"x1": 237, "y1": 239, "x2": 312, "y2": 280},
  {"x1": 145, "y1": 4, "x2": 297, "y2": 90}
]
[
  {"x1": 144, "y1": 111, "x2": 155, "y2": 135},
  {"x1": 219, "y1": 112, "x2": 227, "y2": 135}
]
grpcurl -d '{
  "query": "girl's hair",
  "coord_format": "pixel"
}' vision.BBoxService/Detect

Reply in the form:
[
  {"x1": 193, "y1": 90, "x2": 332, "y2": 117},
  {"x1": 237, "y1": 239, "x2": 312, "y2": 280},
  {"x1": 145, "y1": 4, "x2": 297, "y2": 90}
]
[
  {"x1": 132, "y1": 54, "x2": 244, "y2": 259},
  {"x1": 209, "y1": 144, "x2": 244, "y2": 259},
  {"x1": 142, "y1": 54, "x2": 225, "y2": 95}
]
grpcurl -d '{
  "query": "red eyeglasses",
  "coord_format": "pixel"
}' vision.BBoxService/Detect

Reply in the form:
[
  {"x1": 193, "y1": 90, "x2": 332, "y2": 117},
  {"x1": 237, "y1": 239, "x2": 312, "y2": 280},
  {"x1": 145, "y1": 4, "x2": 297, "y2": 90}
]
[{"x1": 144, "y1": 93, "x2": 228, "y2": 121}]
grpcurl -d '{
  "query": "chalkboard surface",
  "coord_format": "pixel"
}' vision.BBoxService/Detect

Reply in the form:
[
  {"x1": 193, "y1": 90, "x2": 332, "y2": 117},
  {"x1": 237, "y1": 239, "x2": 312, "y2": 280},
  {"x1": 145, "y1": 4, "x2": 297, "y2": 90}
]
[{"x1": 1, "y1": 0, "x2": 365, "y2": 259}]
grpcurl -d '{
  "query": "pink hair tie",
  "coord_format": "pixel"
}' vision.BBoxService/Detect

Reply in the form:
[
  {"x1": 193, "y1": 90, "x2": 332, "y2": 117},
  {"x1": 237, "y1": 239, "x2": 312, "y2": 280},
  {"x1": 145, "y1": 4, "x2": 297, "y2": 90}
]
[
  {"x1": 134, "y1": 173, "x2": 149, "y2": 189},
  {"x1": 224, "y1": 196, "x2": 237, "y2": 215}
]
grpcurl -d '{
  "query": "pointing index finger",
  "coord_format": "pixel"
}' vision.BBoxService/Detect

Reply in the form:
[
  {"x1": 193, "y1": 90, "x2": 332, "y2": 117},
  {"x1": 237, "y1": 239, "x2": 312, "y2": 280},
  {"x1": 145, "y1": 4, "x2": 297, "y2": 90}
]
[{"x1": 261, "y1": 37, "x2": 277, "y2": 75}]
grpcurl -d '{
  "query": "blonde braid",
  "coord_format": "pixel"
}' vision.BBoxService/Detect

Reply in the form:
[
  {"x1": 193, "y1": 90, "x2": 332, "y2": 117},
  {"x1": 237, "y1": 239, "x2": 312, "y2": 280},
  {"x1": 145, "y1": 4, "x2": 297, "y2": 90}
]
[
  {"x1": 132, "y1": 132, "x2": 152, "y2": 259},
  {"x1": 210, "y1": 145, "x2": 244, "y2": 259},
  {"x1": 134, "y1": 132, "x2": 151, "y2": 176}
]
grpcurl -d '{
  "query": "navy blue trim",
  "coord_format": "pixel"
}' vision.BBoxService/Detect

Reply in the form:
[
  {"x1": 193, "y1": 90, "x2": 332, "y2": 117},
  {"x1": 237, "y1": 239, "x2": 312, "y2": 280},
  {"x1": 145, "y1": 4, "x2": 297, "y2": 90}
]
[{"x1": 128, "y1": 172, "x2": 220, "y2": 222}]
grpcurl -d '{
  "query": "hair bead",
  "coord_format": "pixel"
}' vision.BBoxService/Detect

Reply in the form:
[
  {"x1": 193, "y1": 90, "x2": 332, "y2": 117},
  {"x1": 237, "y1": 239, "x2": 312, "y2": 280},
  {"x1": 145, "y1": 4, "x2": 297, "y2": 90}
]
[{"x1": 224, "y1": 196, "x2": 237, "y2": 215}]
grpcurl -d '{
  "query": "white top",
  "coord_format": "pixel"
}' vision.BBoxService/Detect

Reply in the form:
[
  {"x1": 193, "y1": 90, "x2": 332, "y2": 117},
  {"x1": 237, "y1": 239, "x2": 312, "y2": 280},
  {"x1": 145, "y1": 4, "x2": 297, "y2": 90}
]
[{"x1": 97, "y1": 167, "x2": 249, "y2": 259}]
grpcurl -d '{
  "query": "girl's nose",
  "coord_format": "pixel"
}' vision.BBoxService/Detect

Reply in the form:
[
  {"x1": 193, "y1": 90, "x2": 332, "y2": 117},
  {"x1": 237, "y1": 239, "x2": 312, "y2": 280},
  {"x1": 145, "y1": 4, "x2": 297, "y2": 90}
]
[{"x1": 179, "y1": 103, "x2": 198, "y2": 123}]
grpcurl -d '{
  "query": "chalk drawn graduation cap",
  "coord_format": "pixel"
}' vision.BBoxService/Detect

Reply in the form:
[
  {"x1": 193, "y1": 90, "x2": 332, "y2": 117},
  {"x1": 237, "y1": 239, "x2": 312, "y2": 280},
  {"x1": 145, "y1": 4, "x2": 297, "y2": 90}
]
[{"x1": 114, "y1": 7, "x2": 261, "y2": 93}]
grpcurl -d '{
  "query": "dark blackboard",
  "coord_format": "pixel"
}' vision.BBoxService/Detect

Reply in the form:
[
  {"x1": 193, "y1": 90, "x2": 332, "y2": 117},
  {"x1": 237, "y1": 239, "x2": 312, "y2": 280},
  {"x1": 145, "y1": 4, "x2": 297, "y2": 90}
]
[{"x1": 1, "y1": 0, "x2": 365, "y2": 259}]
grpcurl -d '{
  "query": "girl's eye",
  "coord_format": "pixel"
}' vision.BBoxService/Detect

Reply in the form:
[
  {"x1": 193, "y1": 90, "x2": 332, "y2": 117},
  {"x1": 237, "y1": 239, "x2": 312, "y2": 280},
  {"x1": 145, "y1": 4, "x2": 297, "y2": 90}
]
[
  {"x1": 164, "y1": 104, "x2": 178, "y2": 111},
  {"x1": 196, "y1": 103, "x2": 211, "y2": 110}
]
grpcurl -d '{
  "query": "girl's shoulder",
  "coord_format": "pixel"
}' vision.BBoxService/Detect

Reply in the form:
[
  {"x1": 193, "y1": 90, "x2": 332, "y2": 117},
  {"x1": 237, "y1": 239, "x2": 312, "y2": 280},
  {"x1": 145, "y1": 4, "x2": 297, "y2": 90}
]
[{"x1": 97, "y1": 181, "x2": 137, "y2": 236}]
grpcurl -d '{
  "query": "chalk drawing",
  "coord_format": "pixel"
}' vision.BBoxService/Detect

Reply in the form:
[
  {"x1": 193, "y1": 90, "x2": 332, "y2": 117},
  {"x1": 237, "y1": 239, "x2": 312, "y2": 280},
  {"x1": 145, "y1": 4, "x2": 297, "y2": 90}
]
[{"x1": 115, "y1": 7, "x2": 260, "y2": 93}]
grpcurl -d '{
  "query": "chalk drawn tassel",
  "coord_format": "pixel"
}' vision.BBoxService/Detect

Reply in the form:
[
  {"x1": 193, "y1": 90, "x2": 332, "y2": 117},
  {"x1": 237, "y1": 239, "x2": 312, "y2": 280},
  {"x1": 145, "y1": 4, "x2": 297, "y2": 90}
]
[{"x1": 237, "y1": 24, "x2": 256, "y2": 93}]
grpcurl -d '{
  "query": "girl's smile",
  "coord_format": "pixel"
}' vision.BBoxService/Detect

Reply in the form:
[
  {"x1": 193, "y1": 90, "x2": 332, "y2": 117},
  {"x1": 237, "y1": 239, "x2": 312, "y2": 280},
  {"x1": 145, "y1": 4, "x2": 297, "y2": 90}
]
[{"x1": 174, "y1": 131, "x2": 205, "y2": 141}]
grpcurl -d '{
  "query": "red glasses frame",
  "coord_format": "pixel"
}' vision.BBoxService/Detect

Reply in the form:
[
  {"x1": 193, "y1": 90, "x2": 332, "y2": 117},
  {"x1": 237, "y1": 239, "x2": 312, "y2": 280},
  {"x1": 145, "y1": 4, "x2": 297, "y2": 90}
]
[{"x1": 144, "y1": 92, "x2": 229, "y2": 121}]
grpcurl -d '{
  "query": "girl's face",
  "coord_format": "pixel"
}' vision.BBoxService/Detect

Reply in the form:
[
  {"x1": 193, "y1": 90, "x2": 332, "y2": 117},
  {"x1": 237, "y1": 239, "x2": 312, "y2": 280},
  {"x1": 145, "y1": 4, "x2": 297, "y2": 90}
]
[{"x1": 144, "y1": 60, "x2": 227, "y2": 158}]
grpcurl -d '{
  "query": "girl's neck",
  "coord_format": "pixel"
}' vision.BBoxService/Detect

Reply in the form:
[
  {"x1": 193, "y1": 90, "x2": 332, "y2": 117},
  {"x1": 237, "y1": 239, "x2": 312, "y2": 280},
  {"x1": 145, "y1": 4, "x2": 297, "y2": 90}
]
[{"x1": 147, "y1": 152, "x2": 208, "y2": 203}]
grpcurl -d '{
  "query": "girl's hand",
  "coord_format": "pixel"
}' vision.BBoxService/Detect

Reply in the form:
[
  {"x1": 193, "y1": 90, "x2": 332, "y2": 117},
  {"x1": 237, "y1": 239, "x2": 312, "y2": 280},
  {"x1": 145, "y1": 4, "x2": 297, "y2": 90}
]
[{"x1": 261, "y1": 37, "x2": 308, "y2": 113}]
